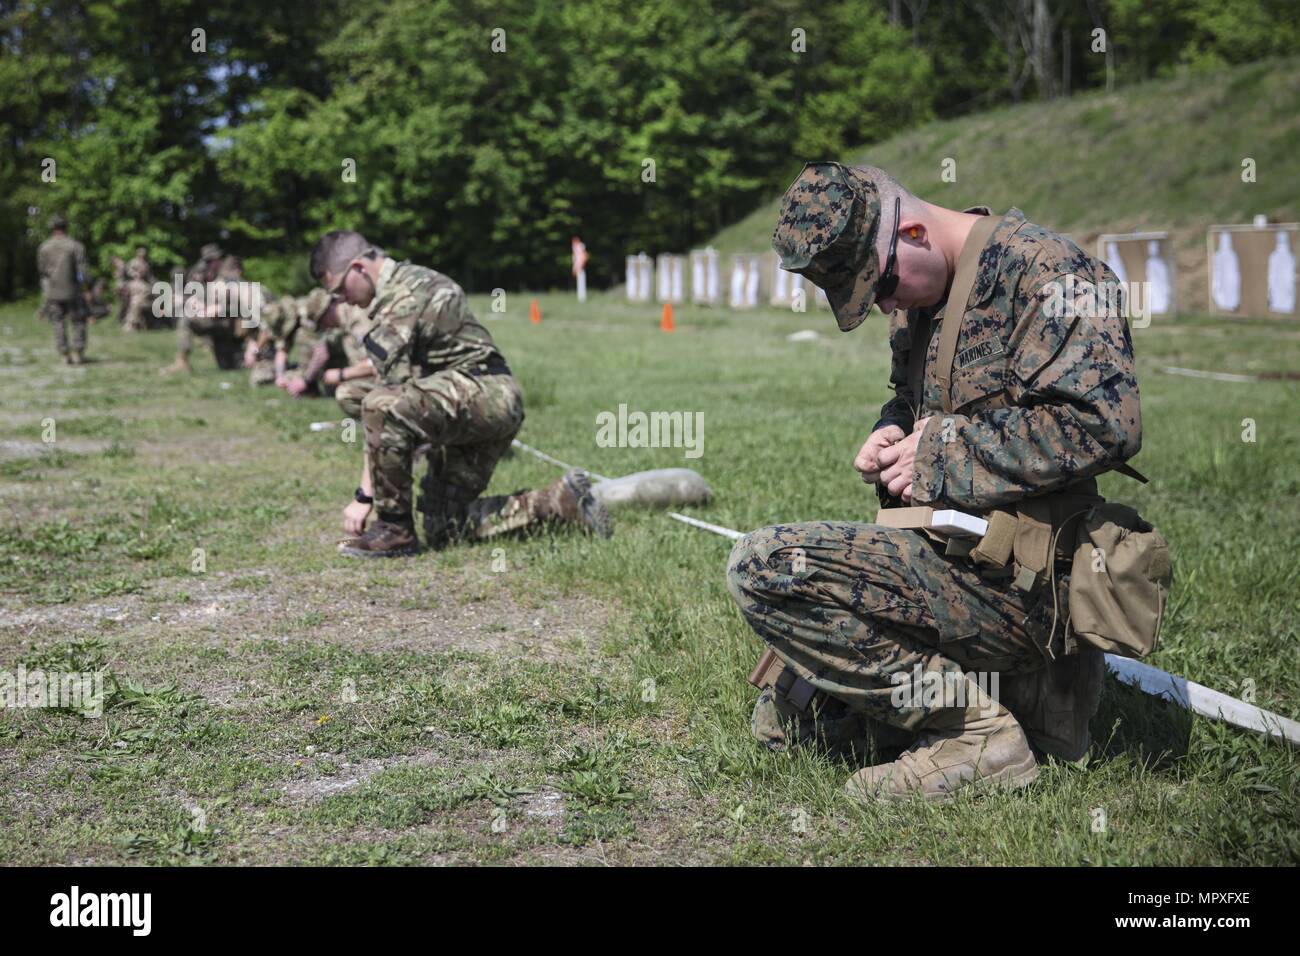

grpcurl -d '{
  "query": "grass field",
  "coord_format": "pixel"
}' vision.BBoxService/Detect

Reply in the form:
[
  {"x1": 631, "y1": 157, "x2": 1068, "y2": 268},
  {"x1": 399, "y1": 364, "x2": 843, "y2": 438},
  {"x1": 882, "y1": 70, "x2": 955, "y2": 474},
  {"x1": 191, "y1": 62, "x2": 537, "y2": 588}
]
[{"x1": 1, "y1": 293, "x2": 1297, "y2": 865}]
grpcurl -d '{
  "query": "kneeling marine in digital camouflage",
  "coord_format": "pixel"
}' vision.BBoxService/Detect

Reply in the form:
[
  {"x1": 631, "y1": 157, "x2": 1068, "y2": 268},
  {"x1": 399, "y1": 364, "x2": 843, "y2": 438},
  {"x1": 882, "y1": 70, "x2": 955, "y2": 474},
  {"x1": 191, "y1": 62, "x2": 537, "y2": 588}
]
[
  {"x1": 309, "y1": 230, "x2": 613, "y2": 558},
  {"x1": 729, "y1": 162, "x2": 1154, "y2": 803}
]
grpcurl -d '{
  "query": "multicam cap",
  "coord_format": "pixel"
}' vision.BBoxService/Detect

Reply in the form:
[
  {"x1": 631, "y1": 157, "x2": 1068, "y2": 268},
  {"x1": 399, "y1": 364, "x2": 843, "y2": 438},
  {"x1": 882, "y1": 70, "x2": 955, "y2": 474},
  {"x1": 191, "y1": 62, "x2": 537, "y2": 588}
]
[
  {"x1": 200, "y1": 243, "x2": 224, "y2": 261},
  {"x1": 772, "y1": 162, "x2": 883, "y2": 332},
  {"x1": 47, "y1": 213, "x2": 68, "y2": 231}
]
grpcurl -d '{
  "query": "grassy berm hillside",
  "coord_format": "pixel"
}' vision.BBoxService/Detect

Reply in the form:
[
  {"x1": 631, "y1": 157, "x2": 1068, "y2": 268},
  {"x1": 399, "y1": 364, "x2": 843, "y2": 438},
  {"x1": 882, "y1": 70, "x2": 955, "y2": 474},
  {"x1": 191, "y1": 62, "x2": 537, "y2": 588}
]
[{"x1": 712, "y1": 56, "x2": 1300, "y2": 314}]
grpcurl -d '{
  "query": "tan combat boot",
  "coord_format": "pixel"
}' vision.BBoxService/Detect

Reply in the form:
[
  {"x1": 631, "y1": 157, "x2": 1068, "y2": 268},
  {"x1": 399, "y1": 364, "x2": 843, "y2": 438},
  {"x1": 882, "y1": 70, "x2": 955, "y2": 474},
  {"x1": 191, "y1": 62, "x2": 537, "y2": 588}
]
[
  {"x1": 70, "y1": 350, "x2": 85, "y2": 366},
  {"x1": 338, "y1": 518, "x2": 420, "y2": 558},
  {"x1": 533, "y1": 469, "x2": 613, "y2": 538},
  {"x1": 159, "y1": 355, "x2": 192, "y2": 375},
  {"x1": 752, "y1": 686, "x2": 913, "y2": 760},
  {"x1": 998, "y1": 648, "x2": 1104, "y2": 762},
  {"x1": 845, "y1": 673, "x2": 1038, "y2": 803}
]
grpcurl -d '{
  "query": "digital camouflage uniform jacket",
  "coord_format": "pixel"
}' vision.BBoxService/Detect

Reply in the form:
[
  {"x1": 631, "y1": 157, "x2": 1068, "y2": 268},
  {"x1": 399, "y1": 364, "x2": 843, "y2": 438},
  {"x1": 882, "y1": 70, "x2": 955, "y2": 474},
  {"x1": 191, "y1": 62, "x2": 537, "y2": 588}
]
[
  {"x1": 875, "y1": 207, "x2": 1142, "y2": 512},
  {"x1": 359, "y1": 258, "x2": 504, "y2": 387}
]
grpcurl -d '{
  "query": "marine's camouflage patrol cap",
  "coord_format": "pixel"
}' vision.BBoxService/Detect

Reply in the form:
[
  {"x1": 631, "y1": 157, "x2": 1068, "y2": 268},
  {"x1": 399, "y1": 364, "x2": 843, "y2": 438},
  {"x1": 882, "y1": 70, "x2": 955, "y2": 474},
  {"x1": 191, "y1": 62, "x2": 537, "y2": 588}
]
[
  {"x1": 772, "y1": 162, "x2": 883, "y2": 332},
  {"x1": 47, "y1": 214, "x2": 68, "y2": 231},
  {"x1": 200, "y1": 243, "x2": 224, "y2": 261}
]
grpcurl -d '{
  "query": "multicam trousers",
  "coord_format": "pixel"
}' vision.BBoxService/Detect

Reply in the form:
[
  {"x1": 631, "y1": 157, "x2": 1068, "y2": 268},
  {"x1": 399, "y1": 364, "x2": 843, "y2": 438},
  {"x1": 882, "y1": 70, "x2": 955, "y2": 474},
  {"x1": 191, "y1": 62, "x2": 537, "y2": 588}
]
[
  {"x1": 45, "y1": 299, "x2": 87, "y2": 356},
  {"x1": 727, "y1": 522, "x2": 1056, "y2": 733},
  {"x1": 334, "y1": 377, "x2": 378, "y2": 419},
  {"x1": 361, "y1": 369, "x2": 532, "y2": 545},
  {"x1": 123, "y1": 279, "x2": 153, "y2": 332}
]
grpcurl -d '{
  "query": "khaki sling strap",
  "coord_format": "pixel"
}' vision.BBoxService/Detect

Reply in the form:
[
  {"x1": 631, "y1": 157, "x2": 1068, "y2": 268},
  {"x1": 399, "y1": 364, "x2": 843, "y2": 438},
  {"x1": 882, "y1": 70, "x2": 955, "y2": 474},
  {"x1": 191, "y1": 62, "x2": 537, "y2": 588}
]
[{"x1": 935, "y1": 214, "x2": 1014, "y2": 414}]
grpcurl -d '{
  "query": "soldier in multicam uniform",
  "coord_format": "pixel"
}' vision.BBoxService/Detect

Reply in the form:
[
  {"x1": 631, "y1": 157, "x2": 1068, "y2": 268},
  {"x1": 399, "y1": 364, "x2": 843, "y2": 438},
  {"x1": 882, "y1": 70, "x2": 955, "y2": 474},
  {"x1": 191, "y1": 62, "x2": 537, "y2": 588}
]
[
  {"x1": 111, "y1": 255, "x2": 129, "y2": 324},
  {"x1": 245, "y1": 288, "x2": 327, "y2": 386},
  {"x1": 309, "y1": 230, "x2": 613, "y2": 558},
  {"x1": 122, "y1": 246, "x2": 153, "y2": 332},
  {"x1": 83, "y1": 277, "x2": 111, "y2": 322},
  {"x1": 36, "y1": 214, "x2": 91, "y2": 365},
  {"x1": 728, "y1": 162, "x2": 1143, "y2": 802},
  {"x1": 246, "y1": 288, "x2": 371, "y2": 395},
  {"x1": 161, "y1": 246, "x2": 256, "y2": 373}
]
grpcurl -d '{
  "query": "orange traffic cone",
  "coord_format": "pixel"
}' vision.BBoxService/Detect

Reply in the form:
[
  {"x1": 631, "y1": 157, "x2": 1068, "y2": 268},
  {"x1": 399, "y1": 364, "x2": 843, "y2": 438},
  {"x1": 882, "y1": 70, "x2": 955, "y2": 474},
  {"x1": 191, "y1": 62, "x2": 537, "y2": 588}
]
[
  {"x1": 660, "y1": 302, "x2": 675, "y2": 332},
  {"x1": 530, "y1": 300, "x2": 541, "y2": 324}
]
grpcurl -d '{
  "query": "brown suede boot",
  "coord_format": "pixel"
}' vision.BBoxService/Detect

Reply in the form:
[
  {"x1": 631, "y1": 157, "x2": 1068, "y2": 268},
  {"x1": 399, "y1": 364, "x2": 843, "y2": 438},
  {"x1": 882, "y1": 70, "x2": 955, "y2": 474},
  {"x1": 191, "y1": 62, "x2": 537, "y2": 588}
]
[
  {"x1": 845, "y1": 673, "x2": 1038, "y2": 803},
  {"x1": 338, "y1": 518, "x2": 420, "y2": 558},
  {"x1": 69, "y1": 351, "x2": 85, "y2": 366},
  {"x1": 160, "y1": 355, "x2": 192, "y2": 375},
  {"x1": 535, "y1": 469, "x2": 613, "y2": 538},
  {"x1": 998, "y1": 648, "x2": 1104, "y2": 762}
]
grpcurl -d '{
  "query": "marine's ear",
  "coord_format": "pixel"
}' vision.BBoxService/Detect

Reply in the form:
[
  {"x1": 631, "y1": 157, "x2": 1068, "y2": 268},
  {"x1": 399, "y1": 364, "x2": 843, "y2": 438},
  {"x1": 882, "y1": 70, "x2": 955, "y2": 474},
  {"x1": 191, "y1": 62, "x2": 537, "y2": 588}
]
[{"x1": 898, "y1": 219, "x2": 927, "y2": 243}]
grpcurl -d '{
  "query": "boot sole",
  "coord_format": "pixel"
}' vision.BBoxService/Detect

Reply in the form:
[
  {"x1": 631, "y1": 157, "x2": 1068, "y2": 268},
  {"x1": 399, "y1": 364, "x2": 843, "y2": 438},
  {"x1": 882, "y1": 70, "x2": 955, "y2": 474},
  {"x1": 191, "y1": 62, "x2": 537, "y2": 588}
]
[
  {"x1": 564, "y1": 470, "x2": 613, "y2": 538},
  {"x1": 337, "y1": 543, "x2": 421, "y2": 559}
]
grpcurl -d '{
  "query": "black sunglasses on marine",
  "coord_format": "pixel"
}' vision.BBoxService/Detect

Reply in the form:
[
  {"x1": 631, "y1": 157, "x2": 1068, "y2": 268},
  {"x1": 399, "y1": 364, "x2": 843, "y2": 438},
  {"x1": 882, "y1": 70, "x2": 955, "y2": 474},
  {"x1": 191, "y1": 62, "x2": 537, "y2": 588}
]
[{"x1": 877, "y1": 196, "x2": 901, "y2": 300}]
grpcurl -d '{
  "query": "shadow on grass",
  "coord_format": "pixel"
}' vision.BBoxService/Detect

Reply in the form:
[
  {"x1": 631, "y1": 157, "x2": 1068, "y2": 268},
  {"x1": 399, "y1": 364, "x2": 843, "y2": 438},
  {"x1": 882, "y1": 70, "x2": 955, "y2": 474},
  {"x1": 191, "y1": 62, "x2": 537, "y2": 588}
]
[{"x1": 1092, "y1": 675, "x2": 1194, "y2": 771}]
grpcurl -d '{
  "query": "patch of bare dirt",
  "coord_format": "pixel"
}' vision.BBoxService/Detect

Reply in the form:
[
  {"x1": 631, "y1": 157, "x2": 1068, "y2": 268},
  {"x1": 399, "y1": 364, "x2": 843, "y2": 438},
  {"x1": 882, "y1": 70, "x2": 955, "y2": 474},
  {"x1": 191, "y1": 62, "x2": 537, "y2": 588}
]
[
  {"x1": 0, "y1": 559, "x2": 607, "y2": 689},
  {"x1": 0, "y1": 438, "x2": 110, "y2": 462}
]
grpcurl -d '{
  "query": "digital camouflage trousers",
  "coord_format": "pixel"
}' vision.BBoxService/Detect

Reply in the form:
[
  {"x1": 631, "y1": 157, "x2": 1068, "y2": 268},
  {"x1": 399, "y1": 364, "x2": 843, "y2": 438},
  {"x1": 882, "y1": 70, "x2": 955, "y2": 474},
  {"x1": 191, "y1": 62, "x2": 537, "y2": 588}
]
[{"x1": 727, "y1": 522, "x2": 1056, "y2": 734}]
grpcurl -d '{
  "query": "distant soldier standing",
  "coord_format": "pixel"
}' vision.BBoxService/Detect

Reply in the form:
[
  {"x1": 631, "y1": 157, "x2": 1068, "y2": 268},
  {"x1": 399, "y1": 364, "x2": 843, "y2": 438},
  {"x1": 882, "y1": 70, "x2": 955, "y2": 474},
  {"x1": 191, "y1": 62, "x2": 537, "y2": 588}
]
[
  {"x1": 123, "y1": 246, "x2": 153, "y2": 332},
  {"x1": 309, "y1": 230, "x2": 612, "y2": 557},
  {"x1": 729, "y1": 163, "x2": 1155, "y2": 803},
  {"x1": 111, "y1": 255, "x2": 129, "y2": 324},
  {"x1": 36, "y1": 214, "x2": 90, "y2": 365}
]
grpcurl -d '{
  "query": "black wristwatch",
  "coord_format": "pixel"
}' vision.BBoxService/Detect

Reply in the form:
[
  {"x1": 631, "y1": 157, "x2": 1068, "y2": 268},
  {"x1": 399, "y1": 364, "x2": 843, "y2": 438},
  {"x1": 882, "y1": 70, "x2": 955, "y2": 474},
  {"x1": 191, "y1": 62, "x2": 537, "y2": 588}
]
[{"x1": 354, "y1": 488, "x2": 373, "y2": 505}]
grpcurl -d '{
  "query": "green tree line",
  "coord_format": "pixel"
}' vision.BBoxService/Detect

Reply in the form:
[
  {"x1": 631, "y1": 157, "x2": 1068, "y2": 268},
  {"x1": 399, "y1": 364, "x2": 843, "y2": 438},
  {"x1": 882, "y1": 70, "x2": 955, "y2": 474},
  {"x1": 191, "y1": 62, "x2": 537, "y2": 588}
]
[{"x1": 3, "y1": 0, "x2": 1297, "y2": 297}]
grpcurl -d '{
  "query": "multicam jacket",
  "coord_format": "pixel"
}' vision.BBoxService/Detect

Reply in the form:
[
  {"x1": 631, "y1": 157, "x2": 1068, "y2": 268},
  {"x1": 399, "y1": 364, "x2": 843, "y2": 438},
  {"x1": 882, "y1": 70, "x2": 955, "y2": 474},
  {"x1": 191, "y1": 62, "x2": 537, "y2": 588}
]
[
  {"x1": 359, "y1": 259, "x2": 504, "y2": 387},
  {"x1": 875, "y1": 207, "x2": 1142, "y2": 511},
  {"x1": 36, "y1": 234, "x2": 89, "y2": 302}
]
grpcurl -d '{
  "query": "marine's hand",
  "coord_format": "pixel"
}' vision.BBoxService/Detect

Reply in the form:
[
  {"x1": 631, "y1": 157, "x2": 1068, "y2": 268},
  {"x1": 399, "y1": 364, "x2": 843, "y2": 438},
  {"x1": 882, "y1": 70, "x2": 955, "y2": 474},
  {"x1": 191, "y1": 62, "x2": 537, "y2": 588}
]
[
  {"x1": 286, "y1": 377, "x2": 309, "y2": 397},
  {"x1": 343, "y1": 500, "x2": 371, "y2": 536},
  {"x1": 242, "y1": 341, "x2": 258, "y2": 368},
  {"x1": 854, "y1": 425, "x2": 905, "y2": 483},
  {"x1": 877, "y1": 417, "x2": 930, "y2": 502}
]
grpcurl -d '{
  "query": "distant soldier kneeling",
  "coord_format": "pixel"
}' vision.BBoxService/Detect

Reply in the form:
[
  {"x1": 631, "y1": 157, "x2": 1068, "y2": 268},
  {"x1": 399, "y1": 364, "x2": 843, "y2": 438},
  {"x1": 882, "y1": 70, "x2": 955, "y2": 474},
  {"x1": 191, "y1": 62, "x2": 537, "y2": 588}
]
[{"x1": 309, "y1": 230, "x2": 613, "y2": 557}]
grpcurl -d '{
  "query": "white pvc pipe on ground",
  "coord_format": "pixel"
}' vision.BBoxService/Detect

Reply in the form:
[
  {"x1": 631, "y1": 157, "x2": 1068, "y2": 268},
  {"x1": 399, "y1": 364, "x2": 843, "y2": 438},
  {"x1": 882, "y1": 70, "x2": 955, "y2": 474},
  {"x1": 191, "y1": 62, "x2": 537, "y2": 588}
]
[{"x1": 510, "y1": 438, "x2": 1300, "y2": 748}]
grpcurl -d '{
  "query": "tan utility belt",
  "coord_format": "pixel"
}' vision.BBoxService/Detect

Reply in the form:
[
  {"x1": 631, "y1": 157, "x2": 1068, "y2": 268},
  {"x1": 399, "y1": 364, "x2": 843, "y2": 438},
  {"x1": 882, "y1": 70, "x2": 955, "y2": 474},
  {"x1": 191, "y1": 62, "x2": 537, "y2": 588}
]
[{"x1": 875, "y1": 493, "x2": 1102, "y2": 595}]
